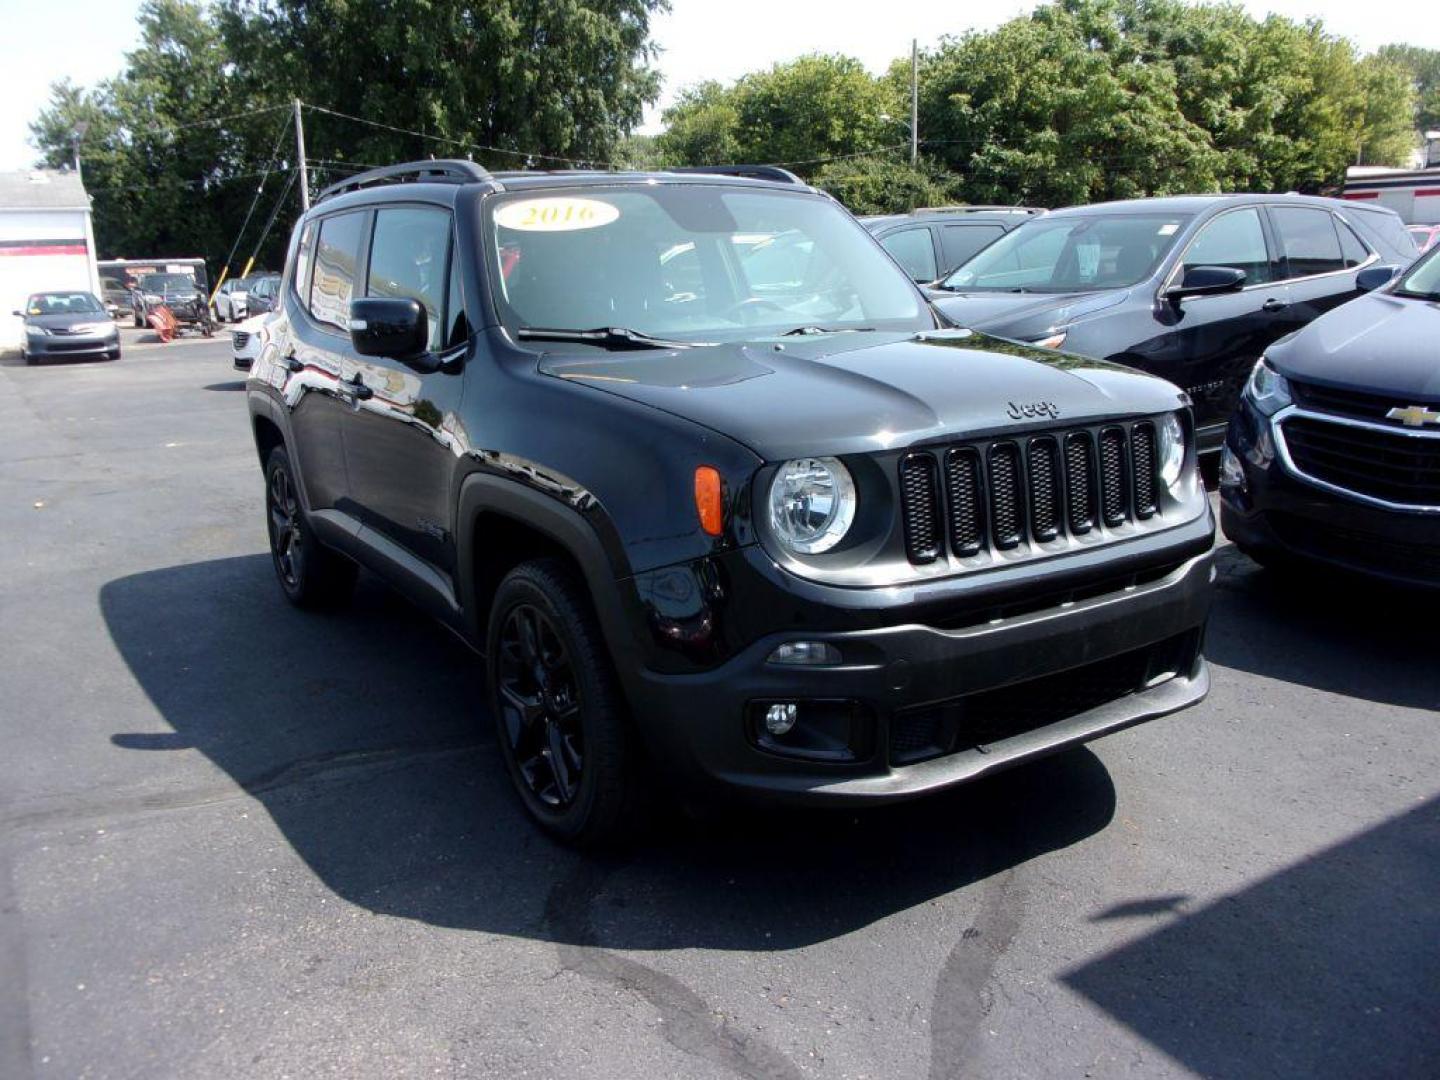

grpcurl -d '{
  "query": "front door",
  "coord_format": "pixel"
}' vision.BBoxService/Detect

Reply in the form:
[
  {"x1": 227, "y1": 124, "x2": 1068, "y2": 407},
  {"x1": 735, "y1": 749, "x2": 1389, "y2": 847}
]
[
  {"x1": 1151, "y1": 206, "x2": 1291, "y2": 440},
  {"x1": 281, "y1": 210, "x2": 369, "y2": 516},
  {"x1": 340, "y1": 205, "x2": 469, "y2": 582}
]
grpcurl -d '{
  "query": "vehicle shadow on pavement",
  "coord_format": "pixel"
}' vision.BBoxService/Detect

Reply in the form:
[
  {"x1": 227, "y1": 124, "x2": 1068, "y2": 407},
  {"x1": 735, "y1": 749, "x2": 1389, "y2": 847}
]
[
  {"x1": 1205, "y1": 544, "x2": 1440, "y2": 709},
  {"x1": 1063, "y1": 794, "x2": 1440, "y2": 1080},
  {"x1": 99, "y1": 554, "x2": 1118, "y2": 954}
]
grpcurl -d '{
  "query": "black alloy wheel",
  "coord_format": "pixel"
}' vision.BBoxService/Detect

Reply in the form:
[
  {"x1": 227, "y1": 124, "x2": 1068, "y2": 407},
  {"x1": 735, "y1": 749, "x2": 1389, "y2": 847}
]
[
  {"x1": 267, "y1": 460, "x2": 305, "y2": 592},
  {"x1": 496, "y1": 603, "x2": 585, "y2": 809},
  {"x1": 487, "y1": 559, "x2": 641, "y2": 846},
  {"x1": 263, "y1": 446, "x2": 356, "y2": 608}
]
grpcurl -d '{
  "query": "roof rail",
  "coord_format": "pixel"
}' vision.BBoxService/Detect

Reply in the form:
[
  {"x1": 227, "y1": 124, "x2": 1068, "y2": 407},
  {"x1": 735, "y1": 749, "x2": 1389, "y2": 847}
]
[
  {"x1": 315, "y1": 159, "x2": 495, "y2": 203},
  {"x1": 667, "y1": 165, "x2": 805, "y2": 185},
  {"x1": 914, "y1": 205, "x2": 1045, "y2": 215}
]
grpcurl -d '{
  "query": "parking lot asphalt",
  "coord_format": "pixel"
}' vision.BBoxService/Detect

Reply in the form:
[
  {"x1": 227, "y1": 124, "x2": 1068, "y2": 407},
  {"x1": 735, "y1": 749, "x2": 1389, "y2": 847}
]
[{"x1": 0, "y1": 337, "x2": 1436, "y2": 1080}]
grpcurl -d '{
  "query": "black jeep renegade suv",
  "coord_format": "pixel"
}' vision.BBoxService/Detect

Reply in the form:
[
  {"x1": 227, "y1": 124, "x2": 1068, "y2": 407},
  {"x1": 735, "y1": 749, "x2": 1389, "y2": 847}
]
[{"x1": 247, "y1": 160, "x2": 1215, "y2": 844}]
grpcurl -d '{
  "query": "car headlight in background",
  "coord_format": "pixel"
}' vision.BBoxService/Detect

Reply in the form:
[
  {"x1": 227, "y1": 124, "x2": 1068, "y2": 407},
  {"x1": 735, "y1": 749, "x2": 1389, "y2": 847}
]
[
  {"x1": 768, "y1": 456, "x2": 856, "y2": 554},
  {"x1": 1029, "y1": 330, "x2": 1068, "y2": 350},
  {"x1": 1157, "y1": 411, "x2": 1186, "y2": 492},
  {"x1": 26, "y1": 326, "x2": 50, "y2": 336},
  {"x1": 1245, "y1": 357, "x2": 1292, "y2": 416}
]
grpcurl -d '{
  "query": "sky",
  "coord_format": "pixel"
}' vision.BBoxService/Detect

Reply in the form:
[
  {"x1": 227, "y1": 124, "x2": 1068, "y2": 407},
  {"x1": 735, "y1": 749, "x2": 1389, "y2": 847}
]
[{"x1": 1, "y1": 0, "x2": 1438, "y2": 171}]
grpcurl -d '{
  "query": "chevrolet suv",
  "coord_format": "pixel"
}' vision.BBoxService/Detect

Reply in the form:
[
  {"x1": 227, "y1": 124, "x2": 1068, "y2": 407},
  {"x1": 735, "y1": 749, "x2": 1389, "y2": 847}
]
[{"x1": 246, "y1": 160, "x2": 1215, "y2": 844}]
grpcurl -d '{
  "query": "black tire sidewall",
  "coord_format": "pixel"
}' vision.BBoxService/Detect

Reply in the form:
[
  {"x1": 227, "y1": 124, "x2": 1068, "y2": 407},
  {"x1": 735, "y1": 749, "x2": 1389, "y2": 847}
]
[
  {"x1": 264, "y1": 447, "x2": 309, "y2": 604},
  {"x1": 487, "y1": 566, "x2": 619, "y2": 842}
]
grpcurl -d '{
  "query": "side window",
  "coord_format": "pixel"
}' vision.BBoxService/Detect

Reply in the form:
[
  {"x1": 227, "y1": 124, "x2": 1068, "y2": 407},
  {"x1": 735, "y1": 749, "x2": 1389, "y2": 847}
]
[
  {"x1": 879, "y1": 227, "x2": 938, "y2": 282},
  {"x1": 292, "y1": 220, "x2": 316, "y2": 304},
  {"x1": 940, "y1": 224, "x2": 1003, "y2": 271},
  {"x1": 444, "y1": 244, "x2": 469, "y2": 349},
  {"x1": 1182, "y1": 208, "x2": 1273, "y2": 285},
  {"x1": 308, "y1": 212, "x2": 365, "y2": 330},
  {"x1": 1272, "y1": 207, "x2": 1345, "y2": 279},
  {"x1": 367, "y1": 206, "x2": 452, "y2": 351},
  {"x1": 1334, "y1": 216, "x2": 1371, "y2": 268}
]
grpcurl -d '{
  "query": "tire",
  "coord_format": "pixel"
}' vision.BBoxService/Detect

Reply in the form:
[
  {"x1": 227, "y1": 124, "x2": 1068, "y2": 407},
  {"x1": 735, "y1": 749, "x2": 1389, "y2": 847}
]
[
  {"x1": 263, "y1": 446, "x2": 356, "y2": 609},
  {"x1": 487, "y1": 558, "x2": 640, "y2": 847}
]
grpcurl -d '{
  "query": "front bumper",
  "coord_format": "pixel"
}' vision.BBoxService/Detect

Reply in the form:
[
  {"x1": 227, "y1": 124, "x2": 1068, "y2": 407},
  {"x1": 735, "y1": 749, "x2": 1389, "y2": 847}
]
[
  {"x1": 627, "y1": 546, "x2": 1213, "y2": 804},
  {"x1": 1220, "y1": 398, "x2": 1440, "y2": 587},
  {"x1": 24, "y1": 331, "x2": 119, "y2": 358}
]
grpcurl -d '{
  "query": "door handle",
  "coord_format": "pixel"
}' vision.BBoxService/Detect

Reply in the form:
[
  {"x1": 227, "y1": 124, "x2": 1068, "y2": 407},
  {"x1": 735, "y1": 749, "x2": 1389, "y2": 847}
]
[
  {"x1": 283, "y1": 352, "x2": 304, "y2": 373},
  {"x1": 1261, "y1": 297, "x2": 1288, "y2": 313},
  {"x1": 340, "y1": 373, "x2": 373, "y2": 401}
]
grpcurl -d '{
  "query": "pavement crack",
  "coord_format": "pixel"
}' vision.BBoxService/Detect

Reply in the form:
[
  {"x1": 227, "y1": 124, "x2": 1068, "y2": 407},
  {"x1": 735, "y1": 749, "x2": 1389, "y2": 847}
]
[{"x1": 544, "y1": 858, "x2": 804, "y2": 1080}]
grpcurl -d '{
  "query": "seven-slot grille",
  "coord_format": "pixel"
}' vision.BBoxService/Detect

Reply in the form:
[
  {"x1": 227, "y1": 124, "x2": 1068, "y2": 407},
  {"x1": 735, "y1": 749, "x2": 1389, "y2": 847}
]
[
  {"x1": 900, "y1": 421, "x2": 1163, "y2": 565},
  {"x1": 1280, "y1": 415, "x2": 1440, "y2": 508}
]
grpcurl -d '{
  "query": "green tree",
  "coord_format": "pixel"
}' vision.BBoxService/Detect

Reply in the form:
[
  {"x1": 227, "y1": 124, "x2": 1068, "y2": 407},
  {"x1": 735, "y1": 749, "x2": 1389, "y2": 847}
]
[
  {"x1": 1376, "y1": 44, "x2": 1440, "y2": 134},
  {"x1": 30, "y1": 0, "x2": 667, "y2": 272},
  {"x1": 657, "y1": 54, "x2": 900, "y2": 175},
  {"x1": 811, "y1": 156, "x2": 958, "y2": 215}
]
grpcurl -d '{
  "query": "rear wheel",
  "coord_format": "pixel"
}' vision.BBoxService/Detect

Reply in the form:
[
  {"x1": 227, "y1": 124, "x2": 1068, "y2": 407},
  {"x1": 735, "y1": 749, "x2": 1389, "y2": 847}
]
[
  {"x1": 264, "y1": 446, "x2": 356, "y2": 609},
  {"x1": 487, "y1": 559, "x2": 640, "y2": 847}
]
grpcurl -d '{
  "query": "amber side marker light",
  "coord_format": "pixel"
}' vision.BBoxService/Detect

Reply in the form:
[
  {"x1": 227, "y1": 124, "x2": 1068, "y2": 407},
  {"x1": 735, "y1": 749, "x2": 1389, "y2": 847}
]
[{"x1": 694, "y1": 466, "x2": 724, "y2": 536}]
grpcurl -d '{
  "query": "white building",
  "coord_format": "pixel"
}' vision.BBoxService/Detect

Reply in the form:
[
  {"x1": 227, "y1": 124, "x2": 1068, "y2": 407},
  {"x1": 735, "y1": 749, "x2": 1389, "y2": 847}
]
[{"x1": 0, "y1": 170, "x2": 100, "y2": 351}]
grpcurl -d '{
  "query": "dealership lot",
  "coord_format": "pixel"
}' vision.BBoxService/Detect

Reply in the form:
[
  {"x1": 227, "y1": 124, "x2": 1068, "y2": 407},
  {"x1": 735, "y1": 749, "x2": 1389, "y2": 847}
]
[{"x1": 0, "y1": 341, "x2": 1436, "y2": 1079}]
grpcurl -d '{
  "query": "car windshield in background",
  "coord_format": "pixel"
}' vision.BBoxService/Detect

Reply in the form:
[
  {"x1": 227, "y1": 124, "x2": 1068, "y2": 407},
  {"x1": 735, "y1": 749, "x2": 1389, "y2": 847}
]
[
  {"x1": 941, "y1": 213, "x2": 1192, "y2": 293},
  {"x1": 27, "y1": 292, "x2": 103, "y2": 314},
  {"x1": 140, "y1": 273, "x2": 196, "y2": 292},
  {"x1": 1394, "y1": 245, "x2": 1440, "y2": 300},
  {"x1": 486, "y1": 186, "x2": 930, "y2": 343}
]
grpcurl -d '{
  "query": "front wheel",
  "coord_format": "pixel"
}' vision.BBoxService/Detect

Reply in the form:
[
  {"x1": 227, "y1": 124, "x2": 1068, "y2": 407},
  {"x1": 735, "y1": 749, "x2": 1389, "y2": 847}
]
[
  {"x1": 487, "y1": 559, "x2": 640, "y2": 846},
  {"x1": 264, "y1": 446, "x2": 356, "y2": 609}
]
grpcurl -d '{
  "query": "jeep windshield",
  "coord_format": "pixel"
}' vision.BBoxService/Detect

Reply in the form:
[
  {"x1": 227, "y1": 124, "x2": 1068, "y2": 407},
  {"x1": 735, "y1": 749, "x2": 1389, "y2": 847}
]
[
  {"x1": 486, "y1": 185, "x2": 934, "y2": 345},
  {"x1": 139, "y1": 273, "x2": 197, "y2": 293},
  {"x1": 938, "y1": 212, "x2": 1192, "y2": 293}
]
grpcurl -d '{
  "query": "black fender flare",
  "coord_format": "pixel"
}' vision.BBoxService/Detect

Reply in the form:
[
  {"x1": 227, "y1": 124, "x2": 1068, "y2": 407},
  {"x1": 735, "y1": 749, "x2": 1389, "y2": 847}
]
[{"x1": 454, "y1": 473, "x2": 643, "y2": 672}]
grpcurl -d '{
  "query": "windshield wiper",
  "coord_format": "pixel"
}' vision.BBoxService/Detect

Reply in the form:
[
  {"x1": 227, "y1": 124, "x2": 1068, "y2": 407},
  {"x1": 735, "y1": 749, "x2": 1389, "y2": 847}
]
[
  {"x1": 516, "y1": 325, "x2": 699, "y2": 350},
  {"x1": 781, "y1": 325, "x2": 875, "y2": 336},
  {"x1": 1393, "y1": 289, "x2": 1440, "y2": 302}
]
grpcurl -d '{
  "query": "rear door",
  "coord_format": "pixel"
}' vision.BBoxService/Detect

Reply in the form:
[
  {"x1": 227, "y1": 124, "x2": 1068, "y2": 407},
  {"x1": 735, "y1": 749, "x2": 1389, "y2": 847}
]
[
  {"x1": 938, "y1": 223, "x2": 1005, "y2": 276},
  {"x1": 1154, "y1": 206, "x2": 1291, "y2": 440},
  {"x1": 341, "y1": 204, "x2": 468, "y2": 583},
  {"x1": 281, "y1": 210, "x2": 369, "y2": 516},
  {"x1": 1268, "y1": 205, "x2": 1369, "y2": 333},
  {"x1": 877, "y1": 225, "x2": 939, "y2": 283}
]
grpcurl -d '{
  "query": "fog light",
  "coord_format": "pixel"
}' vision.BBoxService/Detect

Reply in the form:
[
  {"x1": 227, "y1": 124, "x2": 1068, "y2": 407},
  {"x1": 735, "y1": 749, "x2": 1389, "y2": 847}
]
[
  {"x1": 764, "y1": 703, "x2": 798, "y2": 735},
  {"x1": 1219, "y1": 446, "x2": 1245, "y2": 489},
  {"x1": 768, "y1": 641, "x2": 842, "y2": 666}
]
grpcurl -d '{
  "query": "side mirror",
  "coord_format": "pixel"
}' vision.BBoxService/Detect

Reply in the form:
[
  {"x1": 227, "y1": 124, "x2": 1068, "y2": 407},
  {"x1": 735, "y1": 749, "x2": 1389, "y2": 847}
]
[
  {"x1": 1356, "y1": 264, "x2": 1400, "y2": 293},
  {"x1": 11, "y1": 310, "x2": 22, "y2": 317},
  {"x1": 349, "y1": 297, "x2": 429, "y2": 361},
  {"x1": 1165, "y1": 265, "x2": 1247, "y2": 301}
]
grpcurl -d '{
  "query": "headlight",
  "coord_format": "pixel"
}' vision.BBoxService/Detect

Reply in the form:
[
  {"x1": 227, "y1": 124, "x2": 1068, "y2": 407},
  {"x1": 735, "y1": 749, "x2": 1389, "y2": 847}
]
[
  {"x1": 1029, "y1": 330, "x2": 1067, "y2": 350},
  {"x1": 1245, "y1": 357, "x2": 1292, "y2": 416},
  {"x1": 26, "y1": 326, "x2": 50, "y2": 336},
  {"x1": 1157, "y1": 412, "x2": 1186, "y2": 491},
  {"x1": 768, "y1": 457, "x2": 856, "y2": 554}
]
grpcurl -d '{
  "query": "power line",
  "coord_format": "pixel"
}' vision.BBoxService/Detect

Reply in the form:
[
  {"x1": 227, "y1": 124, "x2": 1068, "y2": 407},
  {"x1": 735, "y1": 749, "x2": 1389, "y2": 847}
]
[
  {"x1": 220, "y1": 111, "x2": 294, "y2": 273},
  {"x1": 138, "y1": 102, "x2": 292, "y2": 139},
  {"x1": 301, "y1": 102, "x2": 610, "y2": 168}
]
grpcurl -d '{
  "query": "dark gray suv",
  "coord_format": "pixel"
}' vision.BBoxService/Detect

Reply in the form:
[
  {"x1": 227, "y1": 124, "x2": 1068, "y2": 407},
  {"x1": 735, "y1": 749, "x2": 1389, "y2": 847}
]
[{"x1": 928, "y1": 194, "x2": 1417, "y2": 453}]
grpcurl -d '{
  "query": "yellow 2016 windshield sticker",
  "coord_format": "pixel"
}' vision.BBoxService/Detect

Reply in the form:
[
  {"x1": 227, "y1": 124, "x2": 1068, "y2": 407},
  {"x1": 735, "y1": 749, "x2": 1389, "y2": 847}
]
[{"x1": 495, "y1": 197, "x2": 619, "y2": 232}]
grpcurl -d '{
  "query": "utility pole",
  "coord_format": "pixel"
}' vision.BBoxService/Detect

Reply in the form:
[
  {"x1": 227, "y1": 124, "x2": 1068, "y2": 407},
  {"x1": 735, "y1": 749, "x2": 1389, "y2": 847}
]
[
  {"x1": 71, "y1": 121, "x2": 90, "y2": 187},
  {"x1": 910, "y1": 38, "x2": 919, "y2": 167},
  {"x1": 293, "y1": 98, "x2": 310, "y2": 212}
]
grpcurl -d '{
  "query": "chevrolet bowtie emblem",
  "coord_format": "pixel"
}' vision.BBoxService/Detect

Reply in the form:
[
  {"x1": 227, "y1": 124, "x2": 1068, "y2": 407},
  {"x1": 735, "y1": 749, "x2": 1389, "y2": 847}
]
[{"x1": 1385, "y1": 404, "x2": 1440, "y2": 428}]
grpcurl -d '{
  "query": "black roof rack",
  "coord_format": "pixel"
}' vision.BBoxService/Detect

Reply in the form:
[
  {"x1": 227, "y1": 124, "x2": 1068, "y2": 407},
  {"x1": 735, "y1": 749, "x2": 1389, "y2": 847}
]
[
  {"x1": 666, "y1": 165, "x2": 805, "y2": 185},
  {"x1": 913, "y1": 205, "x2": 1046, "y2": 215},
  {"x1": 315, "y1": 159, "x2": 496, "y2": 203}
]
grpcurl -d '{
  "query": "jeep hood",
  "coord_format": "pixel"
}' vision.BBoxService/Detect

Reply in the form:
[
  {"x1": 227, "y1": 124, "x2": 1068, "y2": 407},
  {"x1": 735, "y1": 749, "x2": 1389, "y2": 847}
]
[
  {"x1": 538, "y1": 330, "x2": 1185, "y2": 460},
  {"x1": 1268, "y1": 292, "x2": 1440, "y2": 400},
  {"x1": 926, "y1": 287, "x2": 1130, "y2": 336}
]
